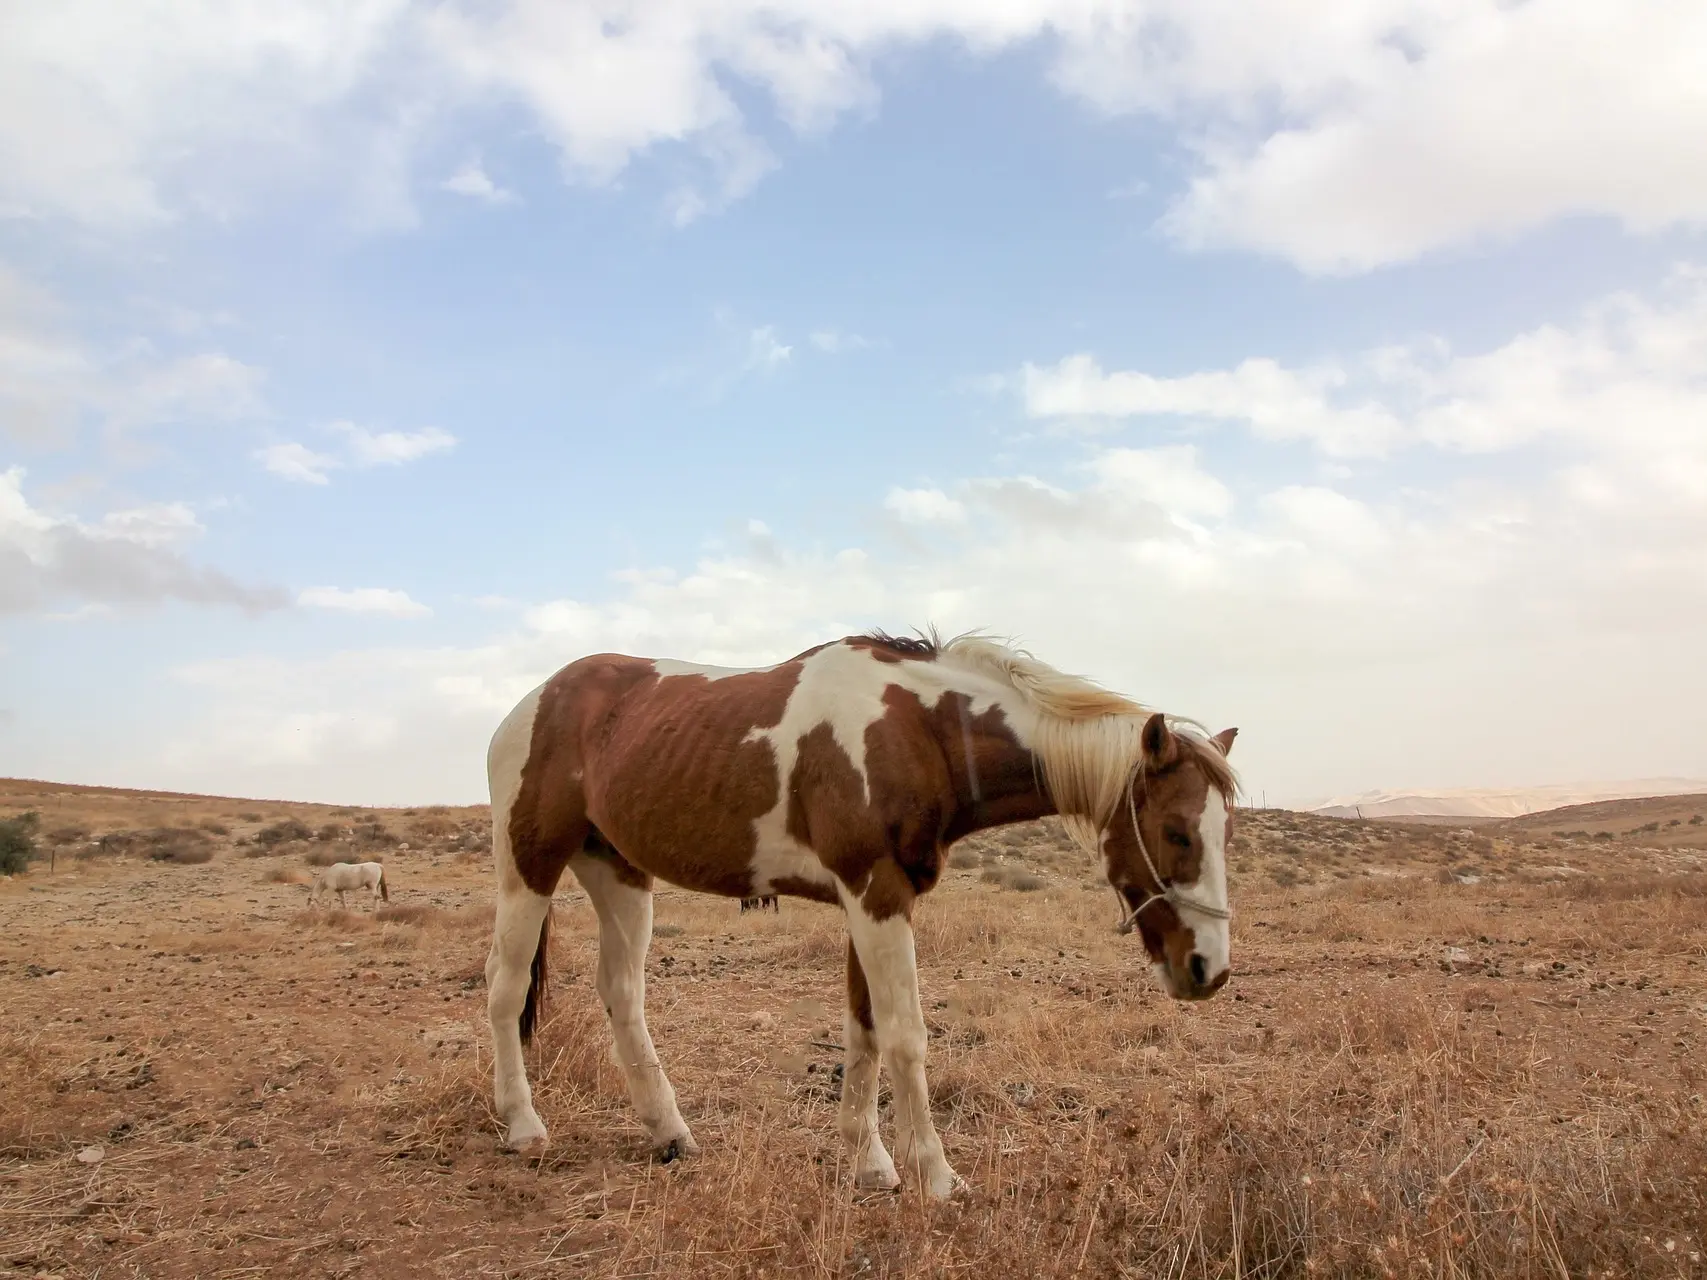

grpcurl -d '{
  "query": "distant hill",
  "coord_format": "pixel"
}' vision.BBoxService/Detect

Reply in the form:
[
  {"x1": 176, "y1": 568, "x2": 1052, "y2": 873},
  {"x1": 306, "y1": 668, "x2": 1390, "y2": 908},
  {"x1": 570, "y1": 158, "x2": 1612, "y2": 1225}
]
[{"x1": 1309, "y1": 778, "x2": 1707, "y2": 820}]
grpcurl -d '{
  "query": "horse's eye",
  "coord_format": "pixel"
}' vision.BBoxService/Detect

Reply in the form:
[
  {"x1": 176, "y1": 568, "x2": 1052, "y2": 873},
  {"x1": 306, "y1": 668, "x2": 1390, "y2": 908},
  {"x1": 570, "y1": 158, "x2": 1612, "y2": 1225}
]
[{"x1": 1166, "y1": 830, "x2": 1193, "y2": 849}]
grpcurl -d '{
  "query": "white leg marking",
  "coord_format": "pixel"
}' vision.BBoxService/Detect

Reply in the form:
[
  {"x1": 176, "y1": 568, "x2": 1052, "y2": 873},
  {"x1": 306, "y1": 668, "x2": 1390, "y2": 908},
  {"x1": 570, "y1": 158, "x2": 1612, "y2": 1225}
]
[
  {"x1": 838, "y1": 886, "x2": 961, "y2": 1199},
  {"x1": 485, "y1": 885, "x2": 552, "y2": 1154},
  {"x1": 485, "y1": 681, "x2": 551, "y2": 1156},
  {"x1": 838, "y1": 967, "x2": 899, "y2": 1190},
  {"x1": 572, "y1": 855, "x2": 697, "y2": 1158}
]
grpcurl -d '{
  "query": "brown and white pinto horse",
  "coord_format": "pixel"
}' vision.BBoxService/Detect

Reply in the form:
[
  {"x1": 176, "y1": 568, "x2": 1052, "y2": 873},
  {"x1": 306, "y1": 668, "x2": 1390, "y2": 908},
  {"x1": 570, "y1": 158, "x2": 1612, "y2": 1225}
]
[{"x1": 485, "y1": 631, "x2": 1238, "y2": 1198}]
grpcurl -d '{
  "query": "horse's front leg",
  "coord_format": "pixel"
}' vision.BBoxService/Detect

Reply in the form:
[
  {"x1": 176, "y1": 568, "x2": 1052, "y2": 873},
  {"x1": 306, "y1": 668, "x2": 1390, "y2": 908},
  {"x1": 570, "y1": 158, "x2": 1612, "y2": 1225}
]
[
  {"x1": 839, "y1": 870, "x2": 961, "y2": 1199},
  {"x1": 840, "y1": 939, "x2": 900, "y2": 1189},
  {"x1": 572, "y1": 851, "x2": 698, "y2": 1160}
]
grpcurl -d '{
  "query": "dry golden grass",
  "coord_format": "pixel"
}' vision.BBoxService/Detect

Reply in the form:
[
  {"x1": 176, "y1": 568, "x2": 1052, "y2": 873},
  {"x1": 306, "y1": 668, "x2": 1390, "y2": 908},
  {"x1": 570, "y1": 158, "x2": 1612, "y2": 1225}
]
[{"x1": 1, "y1": 784, "x2": 1704, "y2": 1278}]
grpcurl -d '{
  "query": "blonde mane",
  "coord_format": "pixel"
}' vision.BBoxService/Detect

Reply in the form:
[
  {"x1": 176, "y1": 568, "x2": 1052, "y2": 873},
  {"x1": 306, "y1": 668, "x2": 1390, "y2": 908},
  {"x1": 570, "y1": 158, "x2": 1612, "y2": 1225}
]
[{"x1": 919, "y1": 630, "x2": 1238, "y2": 852}]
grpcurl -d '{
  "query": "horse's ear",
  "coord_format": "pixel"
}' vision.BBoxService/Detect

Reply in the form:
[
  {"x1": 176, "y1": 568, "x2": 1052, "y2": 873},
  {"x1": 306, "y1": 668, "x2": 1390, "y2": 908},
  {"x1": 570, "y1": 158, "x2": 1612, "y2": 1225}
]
[
  {"x1": 1212, "y1": 727, "x2": 1238, "y2": 757},
  {"x1": 1141, "y1": 712, "x2": 1178, "y2": 767}
]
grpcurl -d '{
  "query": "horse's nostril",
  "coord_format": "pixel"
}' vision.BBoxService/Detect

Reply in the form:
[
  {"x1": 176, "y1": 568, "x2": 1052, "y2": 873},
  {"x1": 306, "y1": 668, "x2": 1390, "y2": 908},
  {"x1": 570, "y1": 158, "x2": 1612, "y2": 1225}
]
[{"x1": 1188, "y1": 953, "x2": 1209, "y2": 987}]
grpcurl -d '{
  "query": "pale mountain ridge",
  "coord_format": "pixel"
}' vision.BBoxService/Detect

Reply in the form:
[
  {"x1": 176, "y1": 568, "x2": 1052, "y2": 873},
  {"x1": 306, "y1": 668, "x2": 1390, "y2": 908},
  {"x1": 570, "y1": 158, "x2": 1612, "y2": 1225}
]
[{"x1": 1309, "y1": 778, "x2": 1707, "y2": 820}]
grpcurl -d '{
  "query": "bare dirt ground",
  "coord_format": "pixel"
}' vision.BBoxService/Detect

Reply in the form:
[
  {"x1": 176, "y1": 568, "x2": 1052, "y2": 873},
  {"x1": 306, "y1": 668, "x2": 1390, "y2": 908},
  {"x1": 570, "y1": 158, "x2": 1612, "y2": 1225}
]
[{"x1": 3, "y1": 782, "x2": 1706, "y2": 1279}]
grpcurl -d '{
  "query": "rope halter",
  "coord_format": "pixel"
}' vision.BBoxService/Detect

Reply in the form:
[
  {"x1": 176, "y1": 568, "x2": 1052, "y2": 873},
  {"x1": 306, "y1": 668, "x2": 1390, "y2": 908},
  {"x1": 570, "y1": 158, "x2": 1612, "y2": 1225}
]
[{"x1": 1114, "y1": 760, "x2": 1232, "y2": 935}]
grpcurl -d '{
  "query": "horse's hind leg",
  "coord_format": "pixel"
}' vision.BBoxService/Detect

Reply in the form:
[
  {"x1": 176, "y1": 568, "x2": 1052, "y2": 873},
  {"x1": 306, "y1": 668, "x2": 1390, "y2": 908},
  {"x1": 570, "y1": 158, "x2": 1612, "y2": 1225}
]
[
  {"x1": 572, "y1": 844, "x2": 698, "y2": 1161},
  {"x1": 484, "y1": 686, "x2": 572, "y2": 1157},
  {"x1": 488, "y1": 871, "x2": 554, "y2": 1154}
]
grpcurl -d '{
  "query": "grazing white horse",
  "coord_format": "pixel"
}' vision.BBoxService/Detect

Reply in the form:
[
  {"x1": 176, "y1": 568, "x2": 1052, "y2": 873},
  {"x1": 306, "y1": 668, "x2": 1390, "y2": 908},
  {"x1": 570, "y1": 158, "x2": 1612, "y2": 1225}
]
[{"x1": 309, "y1": 860, "x2": 390, "y2": 909}]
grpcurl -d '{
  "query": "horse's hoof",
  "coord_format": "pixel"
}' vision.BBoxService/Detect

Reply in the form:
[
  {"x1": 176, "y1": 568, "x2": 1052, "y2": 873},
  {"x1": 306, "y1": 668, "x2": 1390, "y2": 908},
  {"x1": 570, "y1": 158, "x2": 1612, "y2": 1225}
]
[
  {"x1": 653, "y1": 1132, "x2": 699, "y2": 1164},
  {"x1": 503, "y1": 1121, "x2": 550, "y2": 1159},
  {"x1": 854, "y1": 1166, "x2": 902, "y2": 1192},
  {"x1": 916, "y1": 1164, "x2": 966, "y2": 1201}
]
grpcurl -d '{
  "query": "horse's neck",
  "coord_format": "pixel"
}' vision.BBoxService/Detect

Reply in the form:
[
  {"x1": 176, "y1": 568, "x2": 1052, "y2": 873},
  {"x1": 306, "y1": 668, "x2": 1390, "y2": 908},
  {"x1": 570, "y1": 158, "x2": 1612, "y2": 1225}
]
[{"x1": 937, "y1": 712, "x2": 1059, "y2": 844}]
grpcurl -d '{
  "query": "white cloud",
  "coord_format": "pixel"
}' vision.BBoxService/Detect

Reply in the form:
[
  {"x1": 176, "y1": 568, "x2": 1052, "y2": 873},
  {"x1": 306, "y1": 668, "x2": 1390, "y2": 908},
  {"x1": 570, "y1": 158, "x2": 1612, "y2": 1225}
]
[
  {"x1": 745, "y1": 326, "x2": 791, "y2": 371},
  {"x1": 331, "y1": 421, "x2": 457, "y2": 465},
  {"x1": 297, "y1": 585, "x2": 431, "y2": 617},
  {"x1": 7, "y1": 2, "x2": 1700, "y2": 267},
  {"x1": 441, "y1": 159, "x2": 516, "y2": 205},
  {"x1": 1, "y1": 262, "x2": 265, "y2": 446},
  {"x1": 129, "y1": 271, "x2": 1707, "y2": 805},
  {"x1": 0, "y1": 466, "x2": 283, "y2": 615},
  {"x1": 1019, "y1": 267, "x2": 1707, "y2": 487},
  {"x1": 1093, "y1": 445, "x2": 1232, "y2": 520},
  {"x1": 257, "y1": 441, "x2": 337, "y2": 485},
  {"x1": 809, "y1": 329, "x2": 872, "y2": 354},
  {"x1": 885, "y1": 487, "x2": 967, "y2": 526},
  {"x1": 259, "y1": 421, "x2": 456, "y2": 483},
  {"x1": 1022, "y1": 353, "x2": 1404, "y2": 457},
  {"x1": 1124, "y1": 1, "x2": 1707, "y2": 272}
]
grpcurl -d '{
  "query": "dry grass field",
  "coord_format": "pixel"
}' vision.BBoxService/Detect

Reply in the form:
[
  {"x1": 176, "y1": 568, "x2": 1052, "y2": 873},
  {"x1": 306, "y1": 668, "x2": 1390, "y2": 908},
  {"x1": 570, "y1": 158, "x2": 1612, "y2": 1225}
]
[{"x1": 3, "y1": 777, "x2": 1706, "y2": 1279}]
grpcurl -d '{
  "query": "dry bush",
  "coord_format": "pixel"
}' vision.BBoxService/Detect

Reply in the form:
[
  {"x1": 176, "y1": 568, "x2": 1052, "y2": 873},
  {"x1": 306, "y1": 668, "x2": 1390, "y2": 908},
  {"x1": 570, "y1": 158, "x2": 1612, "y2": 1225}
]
[
  {"x1": 255, "y1": 816, "x2": 312, "y2": 847},
  {"x1": 114, "y1": 826, "x2": 217, "y2": 864},
  {"x1": 375, "y1": 904, "x2": 435, "y2": 925},
  {"x1": 948, "y1": 847, "x2": 981, "y2": 870},
  {"x1": 406, "y1": 812, "x2": 458, "y2": 842},
  {"x1": 351, "y1": 819, "x2": 398, "y2": 848},
  {"x1": 979, "y1": 865, "x2": 1046, "y2": 892},
  {"x1": 197, "y1": 818, "x2": 229, "y2": 836},
  {"x1": 152, "y1": 841, "x2": 214, "y2": 865},
  {"x1": 264, "y1": 865, "x2": 312, "y2": 885},
  {"x1": 303, "y1": 844, "x2": 352, "y2": 867}
]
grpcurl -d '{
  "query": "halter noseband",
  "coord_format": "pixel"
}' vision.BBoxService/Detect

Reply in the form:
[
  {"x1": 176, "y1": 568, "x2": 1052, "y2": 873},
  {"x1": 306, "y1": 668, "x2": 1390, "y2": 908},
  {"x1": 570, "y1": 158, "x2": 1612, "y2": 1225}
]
[{"x1": 1114, "y1": 760, "x2": 1232, "y2": 935}]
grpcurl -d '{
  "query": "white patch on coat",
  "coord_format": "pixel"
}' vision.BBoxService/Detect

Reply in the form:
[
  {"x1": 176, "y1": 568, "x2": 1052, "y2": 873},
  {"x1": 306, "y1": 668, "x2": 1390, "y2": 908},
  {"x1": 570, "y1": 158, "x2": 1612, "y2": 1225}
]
[
  {"x1": 742, "y1": 643, "x2": 1027, "y2": 896},
  {"x1": 1186, "y1": 786, "x2": 1232, "y2": 980}
]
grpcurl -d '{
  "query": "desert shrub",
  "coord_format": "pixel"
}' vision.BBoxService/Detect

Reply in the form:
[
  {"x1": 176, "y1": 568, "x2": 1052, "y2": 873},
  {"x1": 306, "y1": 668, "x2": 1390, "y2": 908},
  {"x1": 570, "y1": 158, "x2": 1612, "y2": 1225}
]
[
  {"x1": 948, "y1": 847, "x2": 981, "y2": 870},
  {"x1": 1271, "y1": 864, "x2": 1303, "y2": 887},
  {"x1": 137, "y1": 827, "x2": 216, "y2": 864},
  {"x1": 406, "y1": 813, "x2": 458, "y2": 841},
  {"x1": 1691, "y1": 814, "x2": 1703, "y2": 825},
  {"x1": 375, "y1": 904, "x2": 434, "y2": 925},
  {"x1": 153, "y1": 841, "x2": 214, "y2": 865},
  {"x1": 198, "y1": 819, "x2": 229, "y2": 836},
  {"x1": 352, "y1": 820, "x2": 397, "y2": 848},
  {"x1": 47, "y1": 823, "x2": 91, "y2": 846},
  {"x1": 980, "y1": 864, "x2": 1045, "y2": 891},
  {"x1": 0, "y1": 811, "x2": 40, "y2": 875},
  {"x1": 237, "y1": 811, "x2": 264, "y2": 822},
  {"x1": 315, "y1": 822, "x2": 347, "y2": 842},
  {"x1": 255, "y1": 817, "x2": 313, "y2": 847},
  {"x1": 264, "y1": 865, "x2": 312, "y2": 885},
  {"x1": 304, "y1": 845, "x2": 350, "y2": 867}
]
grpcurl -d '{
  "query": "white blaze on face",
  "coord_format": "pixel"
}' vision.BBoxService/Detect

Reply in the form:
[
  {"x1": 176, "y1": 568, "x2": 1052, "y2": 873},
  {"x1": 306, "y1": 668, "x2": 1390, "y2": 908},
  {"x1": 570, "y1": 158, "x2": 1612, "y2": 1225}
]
[{"x1": 1186, "y1": 787, "x2": 1232, "y2": 980}]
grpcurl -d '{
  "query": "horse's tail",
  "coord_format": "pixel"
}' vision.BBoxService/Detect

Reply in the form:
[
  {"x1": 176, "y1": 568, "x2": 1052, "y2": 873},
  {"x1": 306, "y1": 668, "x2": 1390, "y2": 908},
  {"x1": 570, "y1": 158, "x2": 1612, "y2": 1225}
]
[
  {"x1": 518, "y1": 904, "x2": 552, "y2": 1045},
  {"x1": 378, "y1": 865, "x2": 389, "y2": 901}
]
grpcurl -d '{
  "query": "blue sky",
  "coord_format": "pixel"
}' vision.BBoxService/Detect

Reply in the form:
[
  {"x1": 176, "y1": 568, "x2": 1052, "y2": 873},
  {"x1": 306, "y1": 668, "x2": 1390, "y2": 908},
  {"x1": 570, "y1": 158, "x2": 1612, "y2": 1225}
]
[{"x1": 3, "y1": 2, "x2": 1706, "y2": 807}]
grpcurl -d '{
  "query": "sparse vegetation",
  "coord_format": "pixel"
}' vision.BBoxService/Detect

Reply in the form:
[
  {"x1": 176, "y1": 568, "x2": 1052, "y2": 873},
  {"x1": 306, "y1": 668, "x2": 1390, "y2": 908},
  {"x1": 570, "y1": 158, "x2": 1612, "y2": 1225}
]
[
  {"x1": 2, "y1": 779, "x2": 1705, "y2": 1278},
  {"x1": 0, "y1": 810, "x2": 40, "y2": 875},
  {"x1": 255, "y1": 817, "x2": 313, "y2": 847}
]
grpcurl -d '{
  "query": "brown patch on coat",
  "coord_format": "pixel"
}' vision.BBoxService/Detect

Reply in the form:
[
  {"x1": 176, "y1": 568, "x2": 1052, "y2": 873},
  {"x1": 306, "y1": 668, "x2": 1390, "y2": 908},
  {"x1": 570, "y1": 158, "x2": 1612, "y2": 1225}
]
[
  {"x1": 584, "y1": 662, "x2": 805, "y2": 898},
  {"x1": 510, "y1": 656, "x2": 653, "y2": 897}
]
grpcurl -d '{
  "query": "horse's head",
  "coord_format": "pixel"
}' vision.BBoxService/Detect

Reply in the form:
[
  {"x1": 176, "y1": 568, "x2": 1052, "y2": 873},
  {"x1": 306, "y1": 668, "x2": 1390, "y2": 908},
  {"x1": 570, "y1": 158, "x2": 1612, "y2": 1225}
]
[{"x1": 1102, "y1": 712, "x2": 1238, "y2": 1002}]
